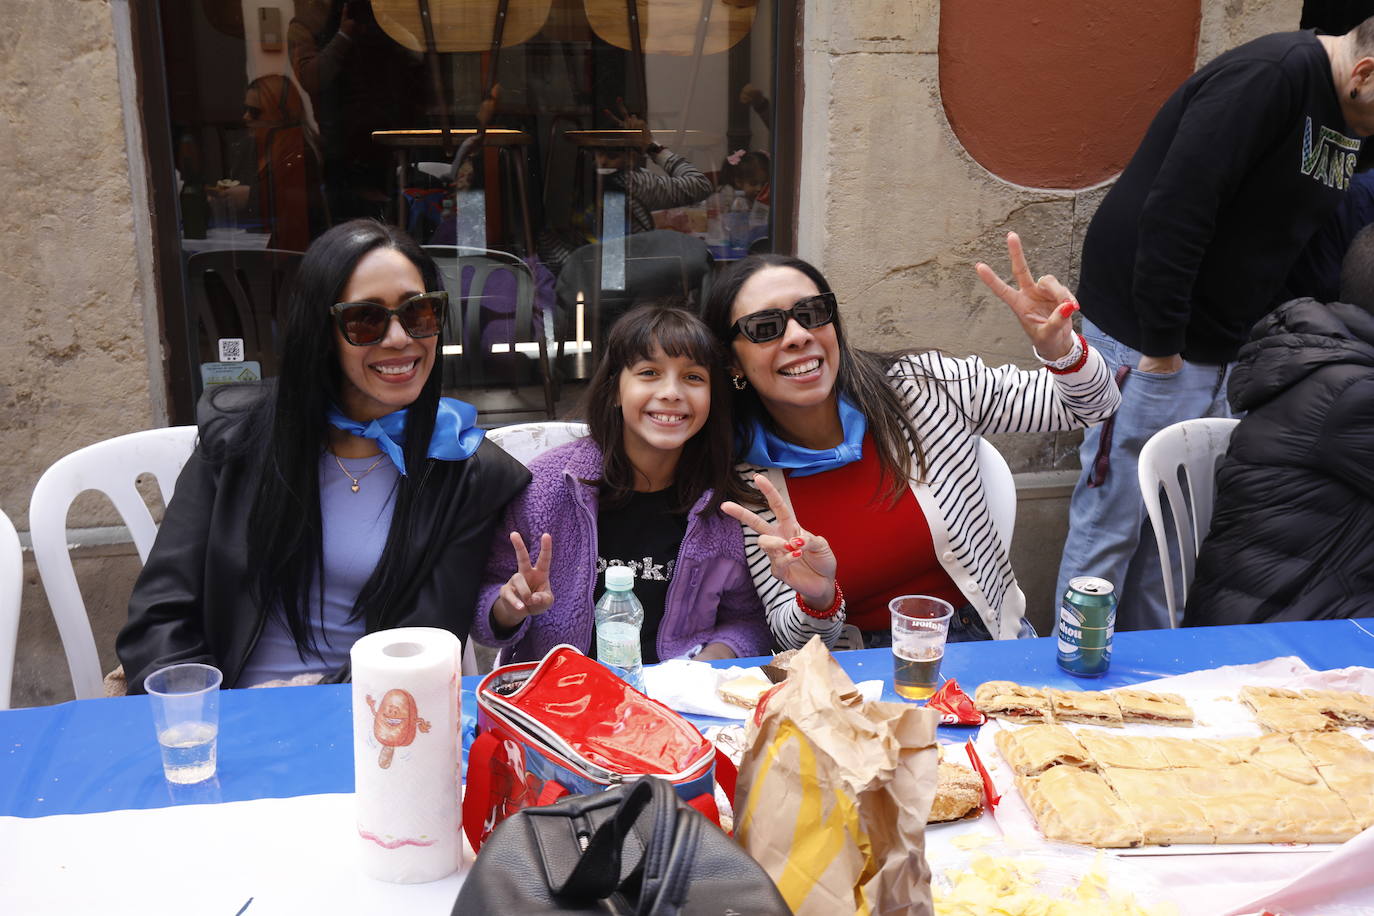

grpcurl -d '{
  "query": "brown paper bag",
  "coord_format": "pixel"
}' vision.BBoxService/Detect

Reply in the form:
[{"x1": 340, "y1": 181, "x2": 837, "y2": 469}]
[{"x1": 735, "y1": 636, "x2": 938, "y2": 916}]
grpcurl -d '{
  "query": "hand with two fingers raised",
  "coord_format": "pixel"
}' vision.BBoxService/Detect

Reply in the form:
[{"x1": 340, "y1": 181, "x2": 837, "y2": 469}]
[
  {"x1": 974, "y1": 231, "x2": 1080, "y2": 361},
  {"x1": 490, "y1": 532, "x2": 554, "y2": 632},
  {"x1": 721, "y1": 474, "x2": 839, "y2": 611}
]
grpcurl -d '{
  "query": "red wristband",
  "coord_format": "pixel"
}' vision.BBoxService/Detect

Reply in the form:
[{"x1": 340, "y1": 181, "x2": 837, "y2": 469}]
[
  {"x1": 796, "y1": 581, "x2": 843, "y2": 619},
  {"x1": 1046, "y1": 332, "x2": 1090, "y2": 375}
]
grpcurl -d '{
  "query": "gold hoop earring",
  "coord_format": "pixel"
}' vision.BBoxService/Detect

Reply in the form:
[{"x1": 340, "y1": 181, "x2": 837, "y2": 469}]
[{"x1": 731, "y1": 374, "x2": 748, "y2": 391}]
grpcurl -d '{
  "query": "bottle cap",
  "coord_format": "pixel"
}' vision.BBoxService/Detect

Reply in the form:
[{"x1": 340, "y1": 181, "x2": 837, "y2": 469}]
[{"x1": 605, "y1": 566, "x2": 635, "y2": 590}]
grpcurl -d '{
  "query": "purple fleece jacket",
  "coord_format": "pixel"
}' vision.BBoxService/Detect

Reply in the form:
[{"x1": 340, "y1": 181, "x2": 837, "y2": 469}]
[{"x1": 472, "y1": 437, "x2": 770, "y2": 662}]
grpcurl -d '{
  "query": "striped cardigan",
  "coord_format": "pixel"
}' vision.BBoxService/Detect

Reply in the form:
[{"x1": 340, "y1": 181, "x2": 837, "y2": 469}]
[{"x1": 738, "y1": 348, "x2": 1121, "y2": 647}]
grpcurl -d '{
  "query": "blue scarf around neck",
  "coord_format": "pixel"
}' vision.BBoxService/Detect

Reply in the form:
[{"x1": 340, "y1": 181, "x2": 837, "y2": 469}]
[
  {"x1": 740, "y1": 396, "x2": 867, "y2": 477},
  {"x1": 325, "y1": 398, "x2": 484, "y2": 475}
]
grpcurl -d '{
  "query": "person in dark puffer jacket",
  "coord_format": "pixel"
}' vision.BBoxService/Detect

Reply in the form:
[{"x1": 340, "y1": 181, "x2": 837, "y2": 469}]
[{"x1": 1186, "y1": 224, "x2": 1374, "y2": 626}]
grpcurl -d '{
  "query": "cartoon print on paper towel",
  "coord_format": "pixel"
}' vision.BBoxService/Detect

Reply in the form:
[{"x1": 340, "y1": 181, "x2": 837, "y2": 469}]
[{"x1": 367, "y1": 689, "x2": 431, "y2": 768}]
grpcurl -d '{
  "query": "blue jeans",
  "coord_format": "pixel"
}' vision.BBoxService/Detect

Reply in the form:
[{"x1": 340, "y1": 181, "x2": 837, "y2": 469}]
[
  {"x1": 861, "y1": 606, "x2": 1034, "y2": 648},
  {"x1": 1055, "y1": 319, "x2": 1233, "y2": 631}
]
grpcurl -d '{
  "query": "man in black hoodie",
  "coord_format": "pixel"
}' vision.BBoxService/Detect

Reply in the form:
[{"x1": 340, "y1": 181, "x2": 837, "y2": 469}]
[
  {"x1": 1056, "y1": 20, "x2": 1374, "y2": 630},
  {"x1": 1186, "y1": 224, "x2": 1374, "y2": 625}
]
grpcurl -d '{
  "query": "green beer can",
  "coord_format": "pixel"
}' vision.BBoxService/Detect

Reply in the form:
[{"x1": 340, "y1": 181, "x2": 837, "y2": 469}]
[{"x1": 1056, "y1": 576, "x2": 1117, "y2": 677}]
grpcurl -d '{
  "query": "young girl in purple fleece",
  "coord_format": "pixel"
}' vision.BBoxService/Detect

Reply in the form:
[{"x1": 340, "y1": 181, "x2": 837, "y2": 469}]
[{"x1": 472, "y1": 304, "x2": 771, "y2": 664}]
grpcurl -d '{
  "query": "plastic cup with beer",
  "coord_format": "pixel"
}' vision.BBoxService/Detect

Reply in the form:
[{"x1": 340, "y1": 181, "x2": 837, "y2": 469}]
[
  {"x1": 888, "y1": 595, "x2": 954, "y2": 700},
  {"x1": 144, "y1": 663, "x2": 222, "y2": 784}
]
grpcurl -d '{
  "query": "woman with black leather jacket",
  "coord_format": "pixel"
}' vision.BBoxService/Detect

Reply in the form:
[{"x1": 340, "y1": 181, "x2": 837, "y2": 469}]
[{"x1": 117, "y1": 220, "x2": 528, "y2": 691}]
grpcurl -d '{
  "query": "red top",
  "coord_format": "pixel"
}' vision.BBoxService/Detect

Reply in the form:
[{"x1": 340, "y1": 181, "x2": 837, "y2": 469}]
[{"x1": 786, "y1": 437, "x2": 963, "y2": 631}]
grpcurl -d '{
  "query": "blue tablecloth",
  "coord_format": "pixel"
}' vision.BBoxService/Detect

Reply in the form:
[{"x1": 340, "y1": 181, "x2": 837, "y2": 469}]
[{"x1": 3, "y1": 619, "x2": 1372, "y2": 818}]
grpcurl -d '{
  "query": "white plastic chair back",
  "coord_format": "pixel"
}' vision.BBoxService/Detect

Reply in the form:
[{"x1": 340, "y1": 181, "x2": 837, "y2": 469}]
[
  {"x1": 464, "y1": 422, "x2": 590, "y2": 675},
  {"x1": 0, "y1": 508, "x2": 22, "y2": 709},
  {"x1": 485, "y1": 421, "x2": 589, "y2": 466},
  {"x1": 30, "y1": 426, "x2": 199, "y2": 700},
  {"x1": 1137, "y1": 417, "x2": 1240, "y2": 628},
  {"x1": 975, "y1": 437, "x2": 1016, "y2": 549}
]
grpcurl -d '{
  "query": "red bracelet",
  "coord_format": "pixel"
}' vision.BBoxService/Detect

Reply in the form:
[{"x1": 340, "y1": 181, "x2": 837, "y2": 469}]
[
  {"x1": 1046, "y1": 332, "x2": 1090, "y2": 375},
  {"x1": 797, "y1": 581, "x2": 844, "y2": 619}
]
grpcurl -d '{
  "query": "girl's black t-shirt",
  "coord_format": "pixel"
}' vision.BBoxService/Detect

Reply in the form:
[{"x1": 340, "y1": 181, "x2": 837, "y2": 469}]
[{"x1": 595, "y1": 487, "x2": 688, "y2": 665}]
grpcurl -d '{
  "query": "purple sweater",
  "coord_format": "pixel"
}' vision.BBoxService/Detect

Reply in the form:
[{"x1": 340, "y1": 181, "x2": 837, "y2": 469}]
[{"x1": 472, "y1": 437, "x2": 770, "y2": 662}]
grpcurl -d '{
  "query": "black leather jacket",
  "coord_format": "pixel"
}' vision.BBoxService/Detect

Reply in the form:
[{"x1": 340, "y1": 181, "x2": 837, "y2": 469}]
[{"x1": 116, "y1": 387, "x2": 529, "y2": 691}]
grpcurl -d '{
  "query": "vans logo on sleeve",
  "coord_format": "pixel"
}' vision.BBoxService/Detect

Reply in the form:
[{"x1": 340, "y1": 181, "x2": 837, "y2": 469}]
[{"x1": 1300, "y1": 117, "x2": 1361, "y2": 189}]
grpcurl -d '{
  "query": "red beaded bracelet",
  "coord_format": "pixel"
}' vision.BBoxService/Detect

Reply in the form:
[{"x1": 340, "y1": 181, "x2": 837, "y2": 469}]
[
  {"x1": 797, "y1": 581, "x2": 844, "y2": 619},
  {"x1": 1046, "y1": 332, "x2": 1090, "y2": 375}
]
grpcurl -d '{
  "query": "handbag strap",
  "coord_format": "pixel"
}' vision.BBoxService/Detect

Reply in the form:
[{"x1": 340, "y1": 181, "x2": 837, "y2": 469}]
[
  {"x1": 555, "y1": 778, "x2": 678, "y2": 900},
  {"x1": 463, "y1": 730, "x2": 501, "y2": 851}
]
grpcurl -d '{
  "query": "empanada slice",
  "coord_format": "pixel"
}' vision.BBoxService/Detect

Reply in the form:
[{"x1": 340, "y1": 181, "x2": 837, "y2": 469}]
[
  {"x1": 1077, "y1": 733, "x2": 1171, "y2": 770},
  {"x1": 974, "y1": 680, "x2": 1054, "y2": 724},
  {"x1": 1219, "y1": 733, "x2": 1319, "y2": 786},
  {"x1": 1302, "y1": 688, "x2": 1374, "y2": 728},
  {"x1": 995, "y1": 724, "x2": 1094, "y2": 776},
  {"x1": 1173, "y1": 764, "x2": 1305, "y2": 843},
  {"x1": 1047, "y1": 689, "x2": 1124, "y2": 727},
  {"x1": 1110, "y1": 688, "x2": 1195, "y2": 726},
  {"x1": 1154, "y1": 735, "x2": 1242, "y2": 769},
  {"x1": 1102, "y1": 767, "x2": 1215, "y2": 844},
  {"x1": 1291, "y1": 731, "x2": 1374, "y2": 828},
  {"x1": 1277, "y1": 784, "x2": 1362, "y2": 843},
  {"x1": 1016, "y1": 764, "x2": 1143, "y2": 848},
  {"x1": 929, "y1": 761, "x2": 984, "y2": 824},
  {"x1": 1240, "y1": 685, "x2": 1333, "y2": 733}
]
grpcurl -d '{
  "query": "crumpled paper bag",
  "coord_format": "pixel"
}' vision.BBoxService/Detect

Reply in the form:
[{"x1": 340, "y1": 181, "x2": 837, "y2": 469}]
[{"x1": 734, "y1": 636, "x2": 939, "y2": 915}]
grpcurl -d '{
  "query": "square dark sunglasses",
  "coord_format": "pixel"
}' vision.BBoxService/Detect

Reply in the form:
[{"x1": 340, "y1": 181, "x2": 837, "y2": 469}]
[
  {"x1": 331, "y1": 292, "x2": 448, "y2": 346},
  {"x1": 730, "y1": 291, "x2": 837, "y2": 343}
]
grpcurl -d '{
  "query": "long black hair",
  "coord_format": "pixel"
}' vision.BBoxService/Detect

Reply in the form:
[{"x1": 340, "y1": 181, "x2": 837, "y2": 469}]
[
  {"x1": 581, "y1": 303, "x2": 753, "y2": 515},
  {"x1": 214, "y1": 219, "x2": 445, "y2": 657},
  {"x1": 700, "y1": 254, "x2": 927, "y2": 505}
]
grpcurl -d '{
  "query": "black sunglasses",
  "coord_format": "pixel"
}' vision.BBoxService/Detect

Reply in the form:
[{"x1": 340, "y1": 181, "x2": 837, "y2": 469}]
[
  {"x1": 331, "y1": 292, "x2": 448, "y2": 346},
  {"x1": 730, "y1": 291, "x2": 837, "y2": 343}
]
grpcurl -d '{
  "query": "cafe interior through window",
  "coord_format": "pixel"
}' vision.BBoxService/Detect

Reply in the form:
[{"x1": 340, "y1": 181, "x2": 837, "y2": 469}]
[{"x1": 158, "y1": 0, "x2": 779, "y2": 417}]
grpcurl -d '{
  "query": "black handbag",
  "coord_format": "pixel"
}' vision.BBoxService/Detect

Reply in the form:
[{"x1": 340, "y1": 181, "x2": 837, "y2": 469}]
[{"x1": 453, "y1": 776, "x2": 791, "y2": 915}]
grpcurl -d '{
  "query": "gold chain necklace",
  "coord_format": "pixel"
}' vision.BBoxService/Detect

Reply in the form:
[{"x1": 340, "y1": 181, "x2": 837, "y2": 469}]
[{"x1": 334, "y1": 452, "x2": 387, "y2": 493}]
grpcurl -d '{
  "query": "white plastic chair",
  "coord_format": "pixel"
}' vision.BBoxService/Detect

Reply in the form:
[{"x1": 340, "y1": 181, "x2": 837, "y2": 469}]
[
  {"x1": 975, "y1": 436, "x2": 1016, "y2": 549},
  {"x1": 29, "y1": 426, "x2": 199, "y2": 700},
  {"x1": 1137, "y1": 417, "x2": 1240, "y2": 628},
  {"x1": 0, "y1": 507, "x2": 22, "y2": 709},
  {"x1": 485, "y1": 421, "x2": 589, "y2": 466}
]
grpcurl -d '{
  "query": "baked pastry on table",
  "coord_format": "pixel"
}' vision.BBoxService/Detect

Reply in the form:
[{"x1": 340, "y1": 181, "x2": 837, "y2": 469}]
[
  {"x1": 1291, "y1": 730, "x2": 1374, "y2": 828},
  {"x1": 1015, "y1": 765, "x2": 1143, "y2": 848},
  {"x1": 993, "y1": 724, "x2": 1093, "y2": 776},
  {"x1": 1240, "y1": 685, "x2": 1335, "y2": 733},
  {"x1": 973, "y1": 681, "x2": 1054, "y2": 724},
  {"x1": 1301, "y1": 688, "x2": 1374, "y2": 728},
  {"x1": 1075, "y1": 732, "x2": 1172, "y2": 770},
  {"x1": 1047, "y1": 688, "x2": 1124, "y2": 727},
  {"x1": 929, "y1": 761, "x2": 983, "y2": 824},
  {"x1": 1110, "y1": 688, "x2": 1195, "y2": 726}
]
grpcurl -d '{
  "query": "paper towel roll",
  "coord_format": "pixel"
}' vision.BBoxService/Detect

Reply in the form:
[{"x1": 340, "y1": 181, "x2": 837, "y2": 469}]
[{"x1": 351, "y1": 626, "x2": 462, "y2": 883}]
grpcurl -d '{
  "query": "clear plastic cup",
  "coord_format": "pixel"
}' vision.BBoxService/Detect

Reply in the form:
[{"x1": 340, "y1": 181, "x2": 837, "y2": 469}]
[
  {"x1": 889, "y1": 595, "x2": 954, "y2": 700},
  {"x1": 144, "y1": 663, "x2": 222, "y2": 784}
]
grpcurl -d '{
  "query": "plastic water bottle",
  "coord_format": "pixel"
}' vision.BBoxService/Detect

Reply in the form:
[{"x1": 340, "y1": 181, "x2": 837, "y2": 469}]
[
  {"x1": 595, "y1": 567, "x2": 645, "y2": 691},
  {"x1": 726, "y1": 190, "x2": 751, "y2": 258}
]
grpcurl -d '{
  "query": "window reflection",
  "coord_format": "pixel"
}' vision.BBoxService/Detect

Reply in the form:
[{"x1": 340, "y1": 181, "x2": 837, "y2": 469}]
[{"x1": 163, "y1": 0, "x2": 777, "y2": 402}]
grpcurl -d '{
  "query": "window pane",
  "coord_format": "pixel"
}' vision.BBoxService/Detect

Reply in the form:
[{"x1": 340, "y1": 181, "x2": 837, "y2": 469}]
[{"x1": 158, "y1": 0, "x2": 778, "y2": 404}]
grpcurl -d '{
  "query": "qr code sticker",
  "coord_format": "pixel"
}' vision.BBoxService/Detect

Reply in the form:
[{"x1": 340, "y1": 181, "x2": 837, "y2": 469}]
[{"x1": 218, "y1": 338, "x2": 245, "y2": 362}]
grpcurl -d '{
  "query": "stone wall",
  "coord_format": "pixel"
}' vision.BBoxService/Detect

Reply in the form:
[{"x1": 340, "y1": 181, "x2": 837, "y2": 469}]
[
  {"x1": 0, "y1": 0, "x2": 160, "y2": 532},
  {"x1": 796, "y1": 0, "x2": 1300, "y2": 472}
]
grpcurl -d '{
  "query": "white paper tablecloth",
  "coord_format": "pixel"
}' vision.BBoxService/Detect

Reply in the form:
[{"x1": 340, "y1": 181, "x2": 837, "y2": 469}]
[{"x1": 0, "y1": 794, "x2": 468, "y2": 915}]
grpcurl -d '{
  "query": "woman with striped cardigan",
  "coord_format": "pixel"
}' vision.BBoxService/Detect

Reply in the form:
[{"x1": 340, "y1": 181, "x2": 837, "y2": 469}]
[{"x1": 701, "y1": 234, "x2": 1120, "y2": 649}]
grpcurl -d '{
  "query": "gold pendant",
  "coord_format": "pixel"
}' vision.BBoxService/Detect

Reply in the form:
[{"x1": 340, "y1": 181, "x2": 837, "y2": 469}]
[{"x1": 351, "y1": 482, "x2": 360, "y2": 493}]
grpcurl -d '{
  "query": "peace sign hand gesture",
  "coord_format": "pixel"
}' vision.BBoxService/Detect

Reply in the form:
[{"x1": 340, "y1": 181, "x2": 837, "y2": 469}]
[
  {"x1": 721, "y1": 474, "x2": 838, "y2": 611},
  {"x1": 491, "y1": 532, "x2": 554, "y2": 631},
  {"x1": 975, "y1": 231, "x2": 1080, "y2": 361}
]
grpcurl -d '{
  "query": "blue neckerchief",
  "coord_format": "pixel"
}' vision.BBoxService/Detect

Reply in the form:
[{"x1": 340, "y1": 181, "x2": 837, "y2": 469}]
[
  {"x1": 325, "y1": 398, "x2": 485, "y2": 475},
  {"x1": 740, "y1": 396, "x2": 867, "y2": 477}
]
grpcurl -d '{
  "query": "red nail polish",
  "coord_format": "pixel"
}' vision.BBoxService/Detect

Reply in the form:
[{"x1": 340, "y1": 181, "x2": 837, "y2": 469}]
[{"x1": 791, "y1": 551, "x2": 802, "y2": 558}]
